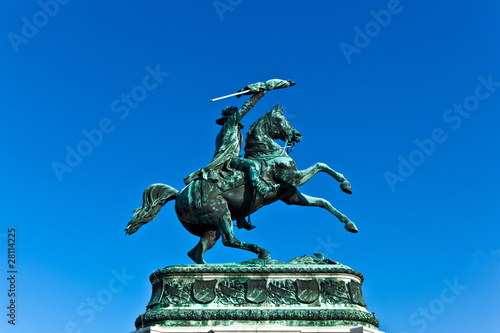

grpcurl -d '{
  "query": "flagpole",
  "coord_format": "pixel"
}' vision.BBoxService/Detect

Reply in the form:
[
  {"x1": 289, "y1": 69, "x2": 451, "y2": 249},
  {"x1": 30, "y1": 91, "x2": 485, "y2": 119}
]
[{"x1": 210, "y1": 90, "x2": 250, "y2": 102}]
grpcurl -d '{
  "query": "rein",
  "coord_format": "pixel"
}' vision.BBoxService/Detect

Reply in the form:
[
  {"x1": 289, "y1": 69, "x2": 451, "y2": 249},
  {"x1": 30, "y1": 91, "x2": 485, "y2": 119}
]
[{"x1": 266, "y1": 112, "x2": 295, "y2": 155}]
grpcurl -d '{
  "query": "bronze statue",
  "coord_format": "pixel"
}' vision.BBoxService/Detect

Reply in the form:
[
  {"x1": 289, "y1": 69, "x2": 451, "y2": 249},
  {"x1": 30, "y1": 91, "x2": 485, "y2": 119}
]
[
  {"x1": 183, "y1": 85, "x2": 275, "y2": 196},
  {"x1": 126, "y1": 80, "x2": 357, "y2": 264}
]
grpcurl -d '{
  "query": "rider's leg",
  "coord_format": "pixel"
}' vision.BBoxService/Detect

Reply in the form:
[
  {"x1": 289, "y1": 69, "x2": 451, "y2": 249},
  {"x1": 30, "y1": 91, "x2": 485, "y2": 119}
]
[{"x1": 231, "y1": 157, "x2": 276, "y2": 195}]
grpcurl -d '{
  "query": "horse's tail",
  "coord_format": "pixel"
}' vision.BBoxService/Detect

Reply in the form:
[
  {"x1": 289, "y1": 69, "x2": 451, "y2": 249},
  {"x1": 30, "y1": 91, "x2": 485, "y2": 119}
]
[{"x1": 125, "y1": 183, "x2": 179, "y2": 235}]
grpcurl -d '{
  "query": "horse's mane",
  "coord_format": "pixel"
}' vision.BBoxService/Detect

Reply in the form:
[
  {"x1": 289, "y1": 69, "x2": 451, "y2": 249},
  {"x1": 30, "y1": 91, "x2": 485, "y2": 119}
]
[
  {"x1": 247, "y1": 109, "x2": 271, "y2": 138},
  {"x1": 245, "y1": 104, "x2": 285, "y2": 159},
  {"x1": 247, "y1": 103, "x2": 282, "y2": 139}
]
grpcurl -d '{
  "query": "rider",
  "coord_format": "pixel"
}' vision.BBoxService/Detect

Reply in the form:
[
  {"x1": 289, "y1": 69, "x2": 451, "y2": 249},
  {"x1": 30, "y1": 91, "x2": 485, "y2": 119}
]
[{"x1": 183, "y1": 83, "x2": 275, "y2": 198}]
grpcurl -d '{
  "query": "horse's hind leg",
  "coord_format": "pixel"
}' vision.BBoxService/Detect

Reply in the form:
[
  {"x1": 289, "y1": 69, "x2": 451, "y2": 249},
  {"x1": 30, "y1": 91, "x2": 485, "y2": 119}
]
[
  {"x1": 218, "y1": 213, "x2": 271, "y2": 260},
  {"x1": 281, "y1": 190, "x2": 358, "y2": 233},
  {"x1": 188, "y1": 229, "x2": 220, "y2": 264}
]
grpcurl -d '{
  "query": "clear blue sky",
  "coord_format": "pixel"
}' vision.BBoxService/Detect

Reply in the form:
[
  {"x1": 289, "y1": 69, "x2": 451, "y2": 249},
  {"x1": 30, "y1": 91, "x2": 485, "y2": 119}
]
[{"x1": 1, "y1": 1, "x2": 499, "y2": 332}]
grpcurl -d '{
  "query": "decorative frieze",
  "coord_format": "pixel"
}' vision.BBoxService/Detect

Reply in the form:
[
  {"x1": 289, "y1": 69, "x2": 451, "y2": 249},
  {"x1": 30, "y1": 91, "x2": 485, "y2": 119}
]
[
  {"x1": 136, "y1": 256, "x2": 379, "y2": 330},
  {"x1": 147, "y1": 276, "x2": 366, "y2": 308}
]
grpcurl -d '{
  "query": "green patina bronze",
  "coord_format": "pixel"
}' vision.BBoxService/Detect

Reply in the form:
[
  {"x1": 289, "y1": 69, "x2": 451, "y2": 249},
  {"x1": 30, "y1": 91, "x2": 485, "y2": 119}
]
[
  {"x1": 125, "y1": 79, "x2": 358, "y2": 264},
  {"x1": 134, "y1": 255, "x2": 379, "y2": 330}
]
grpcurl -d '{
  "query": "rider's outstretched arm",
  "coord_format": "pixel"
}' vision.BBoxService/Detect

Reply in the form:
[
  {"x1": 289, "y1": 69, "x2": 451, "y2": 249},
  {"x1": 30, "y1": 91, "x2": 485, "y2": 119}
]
[{"x1": 230, "y1": 90, "x2": 265, "y2": 125}]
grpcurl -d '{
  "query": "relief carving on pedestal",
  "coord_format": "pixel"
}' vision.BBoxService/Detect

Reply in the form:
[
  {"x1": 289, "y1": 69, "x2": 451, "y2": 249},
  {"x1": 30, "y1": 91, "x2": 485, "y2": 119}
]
[
  {"x1": 216, "y1": 281, "x2": 246, "y2": 305},
  {"x1": 321, "y1": 279, "x2": 351, "y2": 305},
  {"x1": 268, "y1": 280, "x2": 299, "y2": 305}
]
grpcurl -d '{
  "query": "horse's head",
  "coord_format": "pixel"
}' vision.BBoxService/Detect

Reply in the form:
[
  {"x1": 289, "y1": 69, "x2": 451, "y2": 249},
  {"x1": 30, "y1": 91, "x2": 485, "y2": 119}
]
[
  {"x1": 267, "y1": 103, "x2": 302, "y2": 145},
  {"x1": 245, "y1": 103, "x2": 302, "y2": 158}
]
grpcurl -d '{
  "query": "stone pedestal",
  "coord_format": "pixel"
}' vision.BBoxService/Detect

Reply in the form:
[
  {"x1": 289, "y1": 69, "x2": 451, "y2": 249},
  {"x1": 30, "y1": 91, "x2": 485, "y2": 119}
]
[
  {"x1": 131, "y1": 256, "x2": 383, "y2": 333},
  {"x1": 132, "y1": 325, "x2": 381, "y2": 333}
]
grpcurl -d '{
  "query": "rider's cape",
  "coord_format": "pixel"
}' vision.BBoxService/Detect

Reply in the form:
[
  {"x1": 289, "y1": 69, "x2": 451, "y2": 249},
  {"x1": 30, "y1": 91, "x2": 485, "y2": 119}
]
[
  {"x1": 184, "y1": 114, "x2": 244, "y2": 185},
  {"x1": 184, "y1": 91, "x2": 265, "y2": 186}
]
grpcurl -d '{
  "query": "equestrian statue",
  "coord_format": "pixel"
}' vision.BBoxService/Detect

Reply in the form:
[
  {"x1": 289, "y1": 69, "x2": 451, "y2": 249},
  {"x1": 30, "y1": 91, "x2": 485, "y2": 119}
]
[{"x1": 125, "y1": 79, "x2": 358, "y2": 264}]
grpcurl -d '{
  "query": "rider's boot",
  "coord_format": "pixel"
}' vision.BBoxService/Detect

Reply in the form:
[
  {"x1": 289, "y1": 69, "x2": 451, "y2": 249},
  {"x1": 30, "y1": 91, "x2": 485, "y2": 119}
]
[{"x1": 236, "y1": 217, "x2": 256, "y2": 230}]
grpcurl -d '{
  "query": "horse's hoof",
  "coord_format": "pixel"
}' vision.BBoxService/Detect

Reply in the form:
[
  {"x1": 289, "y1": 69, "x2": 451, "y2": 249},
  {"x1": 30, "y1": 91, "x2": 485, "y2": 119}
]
[
  {"x1": 340, "y1": 180, "x2": 353, "y2": 194},
  {"x1": 258, "y1": 249, "x2": 271, "y2": 260},
  {"x1": 345, "y1": 220, "x2": 358, "y2": 233},
  {"x1": 188, "y1": 249, "x2": 206, "y2": 264}
]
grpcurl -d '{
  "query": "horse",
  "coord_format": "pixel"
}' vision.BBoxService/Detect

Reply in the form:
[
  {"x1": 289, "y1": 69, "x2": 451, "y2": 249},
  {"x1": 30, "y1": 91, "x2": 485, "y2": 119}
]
[{"x1": 125, "y1": 103, "x2": 358, "y2": 264}]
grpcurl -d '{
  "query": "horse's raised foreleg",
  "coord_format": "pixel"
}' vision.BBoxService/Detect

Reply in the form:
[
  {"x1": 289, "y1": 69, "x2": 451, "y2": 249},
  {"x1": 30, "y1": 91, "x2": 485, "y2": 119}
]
[
  {"x1": 217, "y1": 214, "x2": 271, "y2": 260},
  {"x1": 281, "y1": 190, "x2": 358, "y2": 233},
  {"x1": 188, "y1": 229, "x2": 220, "y2": 264},
  {"x1": 287, "y1": 163, "x2": 352, "y2": 194}
]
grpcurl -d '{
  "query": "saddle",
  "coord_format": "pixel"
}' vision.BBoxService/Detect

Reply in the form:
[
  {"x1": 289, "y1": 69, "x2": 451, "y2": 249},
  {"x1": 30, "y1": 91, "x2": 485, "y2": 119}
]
[{"x1": 195, "y1": 158, "x2": 270, "y2": 202}]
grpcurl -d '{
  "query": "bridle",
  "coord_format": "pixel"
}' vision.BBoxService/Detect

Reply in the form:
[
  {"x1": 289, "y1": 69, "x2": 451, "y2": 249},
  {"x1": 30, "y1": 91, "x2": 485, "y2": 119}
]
[{"x1": 267, "y1": 111, "x2": 295, "y2": 154}]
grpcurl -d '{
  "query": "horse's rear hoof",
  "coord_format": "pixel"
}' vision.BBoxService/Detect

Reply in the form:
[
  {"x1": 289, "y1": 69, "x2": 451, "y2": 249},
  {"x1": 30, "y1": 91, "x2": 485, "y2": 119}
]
[
  {"x1": 340, "y1": 180, "x2": 353, "y2": 194},
  {"x1": 188, "y1": 249, "x2": 206, "y2": 264},
  {"x1": 258, "y1": 249, "x2": 271, "y2": 260},
  {"x1": 345, "y1": 221, "x2": 358, "y2": 233}
]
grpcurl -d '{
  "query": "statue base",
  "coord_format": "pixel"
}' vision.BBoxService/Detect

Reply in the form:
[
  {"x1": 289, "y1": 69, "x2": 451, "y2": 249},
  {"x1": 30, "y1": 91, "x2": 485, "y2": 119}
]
[
  {"x1": 131, "y1": 255, "x2": 383, "y2": 332},
  {"x1": 131, "y1": 325, "x2": 382, "y2": 333}
]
